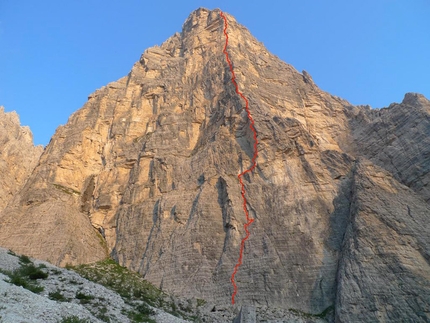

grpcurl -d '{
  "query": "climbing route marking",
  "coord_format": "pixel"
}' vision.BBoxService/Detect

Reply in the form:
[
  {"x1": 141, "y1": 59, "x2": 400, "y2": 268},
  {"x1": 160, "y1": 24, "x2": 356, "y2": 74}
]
[{"x1": 220, "y1": 11, "x2": 259, "y2": 305}]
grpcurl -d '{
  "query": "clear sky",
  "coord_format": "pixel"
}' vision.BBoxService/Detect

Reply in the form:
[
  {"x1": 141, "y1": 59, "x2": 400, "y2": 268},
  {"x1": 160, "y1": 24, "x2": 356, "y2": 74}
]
[{"x1": 1, "y1": 1, "x2": 429, "y2": 146}]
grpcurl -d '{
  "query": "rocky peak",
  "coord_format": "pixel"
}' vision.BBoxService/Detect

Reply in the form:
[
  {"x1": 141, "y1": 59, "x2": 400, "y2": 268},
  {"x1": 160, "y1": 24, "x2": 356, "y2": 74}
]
[
  {"x1": 401, "y1": 92, "x2": 430, "y2": 109},
  {"x1": 0, "y1": 106, "x2": 43, "y2": 212},
  {"x1": 349, "y1": 91, "x2": 430, "y2": 203}
]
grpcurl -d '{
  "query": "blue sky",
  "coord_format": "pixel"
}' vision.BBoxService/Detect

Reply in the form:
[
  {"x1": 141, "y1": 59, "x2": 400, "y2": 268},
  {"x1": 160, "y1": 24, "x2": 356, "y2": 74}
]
[{"x1": 1, "y1": 1, "x2": 429, "y2": 146}]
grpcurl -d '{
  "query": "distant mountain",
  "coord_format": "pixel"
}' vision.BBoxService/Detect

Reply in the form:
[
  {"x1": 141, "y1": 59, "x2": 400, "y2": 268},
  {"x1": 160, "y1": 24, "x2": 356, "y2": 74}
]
[{"x1": 0, "y1": 8, "x2": 429, "y2": 322}]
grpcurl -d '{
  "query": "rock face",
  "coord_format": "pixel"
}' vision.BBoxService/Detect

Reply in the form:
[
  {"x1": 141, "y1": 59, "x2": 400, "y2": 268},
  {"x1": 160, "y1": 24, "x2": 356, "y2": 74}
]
[
  {"x1": 0, "y1": 107, "x2": 43, "y2": 212},
  {"x1": 346, "y1": 93, "x2": 430, "y2": 202},
  {"x1": 0, "y1": 8, "x2": 429, "y2": 322},
  {"x1": 336, "y1": 159, "x2": 430, "y2": 322}
]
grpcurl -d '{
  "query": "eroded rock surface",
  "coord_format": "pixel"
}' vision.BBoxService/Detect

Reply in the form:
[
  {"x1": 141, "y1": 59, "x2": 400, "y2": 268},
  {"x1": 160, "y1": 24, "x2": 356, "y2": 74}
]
[
  {"x1": 0, "y1": 107, "x2": 43, "y2": 211},
  {"x1": 346, "y1": 93, "x2": 430, "y2": 202},
  {"x1": 336, "y1": 159, "x2": 430, "y2": 322},
  {"x1": 0, "y1": 8, "x2": 429, "y2": 322}
]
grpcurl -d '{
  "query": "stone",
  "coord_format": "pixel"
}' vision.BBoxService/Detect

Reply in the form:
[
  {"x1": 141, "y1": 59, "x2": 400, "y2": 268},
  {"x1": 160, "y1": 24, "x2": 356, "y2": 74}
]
[{"x1": 233, "y1": 305, "x2": 256, "y2": 323}]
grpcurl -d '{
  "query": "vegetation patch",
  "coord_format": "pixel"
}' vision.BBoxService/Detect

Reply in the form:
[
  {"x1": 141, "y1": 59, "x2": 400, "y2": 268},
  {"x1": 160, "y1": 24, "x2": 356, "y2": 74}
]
[
  {"x1": 68, "y1": 258, "x2": 204, "y2": 322},
  {"x1": 0, "y1": 254, "x2": 48, "y2": 294},
  {"x1": 126, "y1": 310, "x2": 156, "y2": 323},
  {"x1": 49, "y1": 290, "x2": 68, "y2": 302},
  {"x1": 93, "y1": 306, "x2": 111, "y2": 322},
  {"x1": 133, "y1": 132, "x2": 153, "y2": 143},
  {"x1": 124, "y1": 303, "x2": 156, "y2": 323},
  {"x1": 53, "y1": 183, "x2": 81, "y2": 195},
  {"x1": 316, "y1": 305, "x2": 335, "y2": 318},
  {"x1": 19, "y1": 254, "x2": 32, "y2": 264},
  {"x1": 289, "y1": 305, "x2": 334, "y2": 319},
  {"x1": 50, "y1": 268, "x2": 63, "y2": 275},
  {"x1": 197, "y1": 298, "x2": 207, "y2": 307},
  {"x1": 58, "y1": 316, "x2": 91, "y2": 323},
  {"x1": 75, "y1": 291, "x2": 95, "y2": 304},
  {"x1": 68, "y1": 278, "x2": 82, "y2": 285},
  {"x1": 70, "y1": 258, "x2": 164, "y2": 307}
]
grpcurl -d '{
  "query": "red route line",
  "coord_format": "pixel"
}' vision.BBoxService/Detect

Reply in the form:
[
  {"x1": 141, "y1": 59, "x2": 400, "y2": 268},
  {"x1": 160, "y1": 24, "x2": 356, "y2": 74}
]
[{"x1": 220, "y1": 11, "x2": 259, "y2": 305}]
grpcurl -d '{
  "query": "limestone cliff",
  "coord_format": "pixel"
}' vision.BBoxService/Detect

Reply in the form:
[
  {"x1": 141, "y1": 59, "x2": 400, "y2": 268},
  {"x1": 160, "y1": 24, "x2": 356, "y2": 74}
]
[
  {"x1": 346, "y1": 93, "x2": 430, "y2": 202},
  {"x1": 336, "y1": 159, "x2": 430, "y2": 322},
  {"x1": 0, "y1": 8, "x2": 429, "y2": 322},
  {"x1": 0, "y1": 107, "x2": 43, "y2": 211}
]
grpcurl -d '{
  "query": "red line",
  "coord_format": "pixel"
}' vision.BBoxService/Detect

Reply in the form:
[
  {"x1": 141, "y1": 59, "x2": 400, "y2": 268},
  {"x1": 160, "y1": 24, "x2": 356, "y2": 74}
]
[{"x1": 220, "y1": 11, "x2": 259, "y2": 305}]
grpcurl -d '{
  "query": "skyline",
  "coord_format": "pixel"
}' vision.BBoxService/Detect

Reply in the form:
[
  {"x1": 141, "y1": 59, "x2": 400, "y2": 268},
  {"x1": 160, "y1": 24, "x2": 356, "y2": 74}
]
[{"x1": 1, "y1": 1, "x2": 429, "y2": 146}]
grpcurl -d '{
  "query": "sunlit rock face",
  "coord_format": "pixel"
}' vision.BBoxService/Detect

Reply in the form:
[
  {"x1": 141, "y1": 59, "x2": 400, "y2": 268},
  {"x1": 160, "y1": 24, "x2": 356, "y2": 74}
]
[
  {"x1": 0, "y1": 107, "x2": 43, "y2": 212},
  {"x1": 0, "y1": 8, "x2": 429, "y2": 322}
]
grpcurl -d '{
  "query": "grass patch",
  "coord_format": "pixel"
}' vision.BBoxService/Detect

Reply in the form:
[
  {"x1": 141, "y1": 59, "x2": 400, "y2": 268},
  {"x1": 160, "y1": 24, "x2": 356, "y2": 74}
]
[
  {"x1": 52, "y1": 183, "x2": 81, "y2": 195},
  {"x1": 75, "y1": 291, "x2": 95, "y2": 304},
  {"x1": 19, "y1": 254, "x2": 32, "y2": 264},
  {"x1": 125, "y1": 303, "x2": 156, "y2": 323},
  {"x1": 197, "y1": 298, "x2": 207, "y2": 307},
  {"x1": 135, "y1": 302, "x2": 155, "y2": 316},
  {"x1": 315, "y1": 305, "x2": 334, "y2": 318},
  {"x1": 19, "y1": 263, "x2": 49, "y2": 280},
  {"x1": 126, "y1": 310, "x2": 156, "y2": 323},
  {"x1": 49, "y1": 290, "x2": 68, "y2": 302},
  {"x1": 58, "y1": 316, "x2": 91, "y2": 323},
  {"x1": 94, "y1": 306, "x2": 111, "y2": 322},
  {"x1": 68, "y1": 258, "x2": 206, "y2": 322},
  {"x1": 50, "y1": 269, "x2": 63, "y2": 275},
  {"x1": 7, "y1": 271, "x2": 45, "y2": 293},
  {"x1": 0, "y1": 254, "x2": 48, "y2": 294},
  {"x1": 289, "y1": 305, "x2": 334, "y2": 319},
  {"x1": 70, "y1": 258, "x2": 164, "y2": 307}
]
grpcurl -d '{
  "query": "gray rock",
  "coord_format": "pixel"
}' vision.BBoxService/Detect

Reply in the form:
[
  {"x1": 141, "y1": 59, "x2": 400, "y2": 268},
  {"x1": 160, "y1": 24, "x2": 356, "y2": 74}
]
[
  {"x1": 233, "y1": 305, "x2": 256, "y2": 323},
  {"x1": 336, "y1": 159, "x2": 430, "y2": 322},
  {"x1": 346, "y1": 93, "x2": 430, "y2": 203}
]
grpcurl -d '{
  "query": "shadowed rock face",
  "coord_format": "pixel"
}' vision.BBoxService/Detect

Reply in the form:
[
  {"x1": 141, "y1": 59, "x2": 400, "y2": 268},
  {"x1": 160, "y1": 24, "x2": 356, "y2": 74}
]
[
  {"x1": 0, "y1": 107, "x2": 43, "y2": 211},
  {"x1": 0, "y1": 8, "x2": 429, "y2": 321},
  {"x1": 336, "y1": 159, "x2": 430, "y2": 322},
  {"x1": 346, "y1": 93, "x2": 430, "y2": 202}
]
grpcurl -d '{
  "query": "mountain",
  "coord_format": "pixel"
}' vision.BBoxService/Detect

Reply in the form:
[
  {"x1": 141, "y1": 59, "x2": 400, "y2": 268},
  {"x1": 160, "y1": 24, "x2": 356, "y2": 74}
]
[
  {"x1": 0, "y1": 8, "x2": 429, "y2": 322},
  {"x1": 0, "y1": 107, "x2": 42, "y2": 212}
]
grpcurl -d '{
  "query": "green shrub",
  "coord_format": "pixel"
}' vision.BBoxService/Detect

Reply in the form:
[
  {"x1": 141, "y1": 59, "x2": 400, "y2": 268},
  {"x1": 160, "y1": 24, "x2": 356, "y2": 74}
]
[
  {"x1": 50, "y1": 269, "x2": 62, "y2": 275},
  {"x1": 49, "y1": 290, "x2": 67, "y2": 302},
  {"x1": 20, "y1": 264, "x2": 49, "y2": 280},
  {"x1": 18, "y1": 254, "x2": 32, "y2": 264},
  {"x1": 135, "y1": 302, "x2": 155, "y2": 316},
  {"x1": 95, "y1": 307, "x2": 111, "y2": 323},
  {"x1": 58, "y1": 316, "x2": 91, "y2": 323},
  {"x1": 2, "y1": 256, "x2": 47, "y2": 294},
  {"x1": 8, "y1": 272, "x2": 30, "y2": 288},
  {"x1": 7, "y1": 271, "x2": 44, "y2": 293},
  {"x1": 75, "y1": 292, "x2": 95, "y2": 304},
  {"x1": 197, "y1": 298, "x2": 207, "y2": 307},
  {"x1": 126, "y1": 310, "x2": 156, "y2": 323}
]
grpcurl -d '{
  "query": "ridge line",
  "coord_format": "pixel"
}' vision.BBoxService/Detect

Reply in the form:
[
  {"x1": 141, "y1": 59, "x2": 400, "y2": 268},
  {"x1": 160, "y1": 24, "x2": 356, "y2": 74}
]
[{"x1": 220, "y1": 11, "x2": 259, "y2": 305}]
